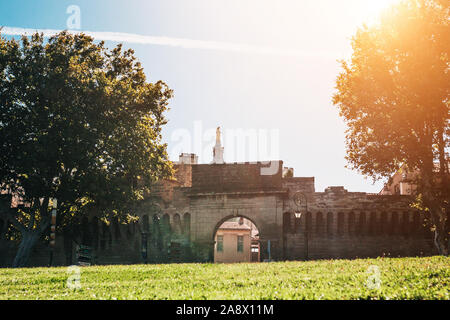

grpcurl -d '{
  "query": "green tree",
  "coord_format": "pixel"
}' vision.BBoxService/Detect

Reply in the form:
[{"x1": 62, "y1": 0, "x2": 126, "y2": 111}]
[
  {"x1": 333, "y1": 0, "x2": 449, "y2": 255},
  {"x1": 0, "y1": 31, "x2": 173, "y2": 267}
]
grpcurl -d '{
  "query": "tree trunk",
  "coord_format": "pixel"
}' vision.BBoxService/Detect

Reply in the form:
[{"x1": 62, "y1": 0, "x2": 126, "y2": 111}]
[
  {"x1": 436, "y1": 126, "x2": 449, "y2": 255},
  {"x1": 430, "y1": 206, "x2": 449, "y2": 256},
  {"x1": 12, "y1": 230, "x2": 42, "y2": 268},
  {"x1": 434, "y1": 221, "x2": 448, "y2": 256},
  {"x1": 421, "y1": 162, "x2": 448, "y2": 256}
]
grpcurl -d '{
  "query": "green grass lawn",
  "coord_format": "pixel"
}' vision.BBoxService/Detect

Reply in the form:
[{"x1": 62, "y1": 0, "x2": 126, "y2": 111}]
[{"x1": 0, "y1": 256, "x2": 448, "y2": 300}]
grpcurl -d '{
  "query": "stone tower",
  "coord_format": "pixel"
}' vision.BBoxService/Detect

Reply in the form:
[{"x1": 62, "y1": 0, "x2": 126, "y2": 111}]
[{"x1": 212, "y1": 126, "x2": 224, "y2": 164}]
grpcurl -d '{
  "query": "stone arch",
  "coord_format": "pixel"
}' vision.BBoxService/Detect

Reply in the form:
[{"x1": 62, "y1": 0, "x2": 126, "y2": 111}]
[
  {"x1": 400, "y1": 211, "x2": 409, "y2": 237},
  {"x1": 369, "y1": 212, "x2": 377, "y2": 235},
  {"x1": 173, "y1": 213, "x2": 182, "y2": 234},
  {"x1": 211, "y1": 214, "x2": 262, "y2": 263},
  {"x1": 337, "y1": 212, "x2": 345, "y2": 235},
  {"x1": 391, "y1": 212, "x2": 399, "y2": 235},
  {"x1": 358, "y1": 211, "x2": 367, "y2": 236},
  {"x1": 162, "y1": 213, "x2": 171, "y2": 234},
  {"x1": 183, "y1": 213, "x2": 191, "y2": 237},
  {"x1": 380, "y1": 211, "x2": 389, "y2": 235},
  {"x1": 211, "y1": 214, "x2": 261, "y2": 241},
  {"x1": 315, "y1": 212, "x2": 324, "y2": 235},
  {"x1": 283, "y1": 212, "x2": 292, "y2": 234},
  {"x1": 348, "y1": 212, "x2": 355, "y2": 236},
  {"x1": 326, "y1": 212, "x2": 333, "y2": 236},
  {"x1": 193, "y1": 205, "x2": 277, "y2": 263},
  {"x1": 305, "y1": 212, "x2": 312, "y2": 233},
  {"x1": 406, "y1": 211, "x2": 415, "y2": 236}
]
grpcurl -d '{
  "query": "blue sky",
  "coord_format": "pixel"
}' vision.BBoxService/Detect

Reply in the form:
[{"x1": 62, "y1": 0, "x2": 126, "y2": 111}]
[{"x1": 0, "y1": 0, "x2": 399, "y2": 192}]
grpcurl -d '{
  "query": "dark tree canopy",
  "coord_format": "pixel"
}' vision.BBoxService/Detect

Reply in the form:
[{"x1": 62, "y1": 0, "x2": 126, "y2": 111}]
[
  {"x1": 0, "y1": 31, "x2": 174, "y2": 266},
  {"x1": 333, "y1": 0, "x2": 449, "y2": 255}
]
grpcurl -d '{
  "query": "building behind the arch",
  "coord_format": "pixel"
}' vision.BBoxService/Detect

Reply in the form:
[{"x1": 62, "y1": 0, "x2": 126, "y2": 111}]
[{"x1": 214, "y1": 217, "x2": 259, "y2": 263}]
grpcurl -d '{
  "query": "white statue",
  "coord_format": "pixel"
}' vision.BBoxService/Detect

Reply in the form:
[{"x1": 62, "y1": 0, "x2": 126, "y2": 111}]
[
  {"x1": 212, "y1": 126, "x2": 224, "y2": 164},
  {"x1": 216, "y1": 126, "x2": 221, "y2": 145}
]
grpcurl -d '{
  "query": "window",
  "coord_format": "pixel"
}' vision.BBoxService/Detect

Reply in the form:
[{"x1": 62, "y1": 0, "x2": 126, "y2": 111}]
[
  {"x1": 216, "y1": 235, "x2": 223, "y2": 252},
  {"x1": 369, "y1": 212, "x2": 378, "y2": 235},
  {"x1": 380, "y1": 212, "x2": 389, "y2": 234},
  {"x1": 348, "y1": 212, "x2": 355, "y2": 235},
  {"x1": 183, "y1": 213, "x2": 191, "y2": 236},
  {"x1": 315, "y1": 212, "x2": 323, "y2": 234},
  {"x1": 391, "y1": 213, "x2": 398, "y2": 235},
  {"x1": 401, "y1": 212, "x2": 410, "y2": 237},
  {"x1": 251, "y1": 246, "x2": 259, "y2": 253},
  {"x1": 306, "y1": 212, "x2": 312, "y2": 232},
  {"x1": 237, "y1": 236, "x2": 244, "y2": 252},
  {"x1": 283, "y1": 212, "x2": 291, "y2": 234},
  {"x1": 327, "y1": 212, "x2": 333, "y2": 236},
  {"x1": 358, "y1": 212, "x2": 366, "y2": 235},
  {"x1": 337, "y1": 212, "x2": 345, "y2": 235},
  {"x1": 162, "y1": 214, "x2": 171, "y2": 233},
  {"x1": 173, "y1": 214, "x2": 181, "y2": 234}
]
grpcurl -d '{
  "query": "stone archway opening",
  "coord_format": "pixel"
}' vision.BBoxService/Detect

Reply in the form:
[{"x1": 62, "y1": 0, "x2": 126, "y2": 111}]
[{"x1": 213, "y1": 216, "x2": 260, "y2": 263}]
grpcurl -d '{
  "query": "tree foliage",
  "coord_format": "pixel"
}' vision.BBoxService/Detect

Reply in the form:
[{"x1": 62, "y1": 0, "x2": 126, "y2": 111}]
[
  {"x1": 333, "y1": 0, "x2": 449, "y2": 254},
  {"x1": 0, "y1": 31, "x2": 173, "y2": 266}
]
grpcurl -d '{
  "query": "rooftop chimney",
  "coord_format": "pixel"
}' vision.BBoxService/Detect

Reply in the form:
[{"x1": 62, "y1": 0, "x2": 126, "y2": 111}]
[{"x1": 179, "y1": 153, "x2": 198, "y2": 165}]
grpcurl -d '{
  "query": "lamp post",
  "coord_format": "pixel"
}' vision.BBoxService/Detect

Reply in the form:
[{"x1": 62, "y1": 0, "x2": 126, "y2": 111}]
[
  {"x1": 49, "y1": 198, "x2": 57, "y2": 267},
  {"x1": 293, "y1": 192, "x2": 309, "y2": 260}
]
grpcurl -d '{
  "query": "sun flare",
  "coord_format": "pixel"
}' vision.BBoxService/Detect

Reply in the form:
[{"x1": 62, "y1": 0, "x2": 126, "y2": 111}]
[{"x1": 360, "y1": 0, "x2": 400, "y2": 23}]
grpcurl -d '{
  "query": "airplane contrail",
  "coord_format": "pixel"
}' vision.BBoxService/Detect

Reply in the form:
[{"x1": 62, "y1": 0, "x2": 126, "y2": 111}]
[{"x1": 0, "y1": 26, "x2": 339, "y2": 59}]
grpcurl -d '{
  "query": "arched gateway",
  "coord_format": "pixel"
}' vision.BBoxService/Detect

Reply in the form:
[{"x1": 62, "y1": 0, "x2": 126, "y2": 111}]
[
  {"x1": 125, "y1": 154, "x2": 433, "y2": 264},
  {"x1": 213, "y1": 216, "x2": 260, "y2": 263}
]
